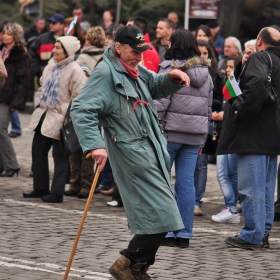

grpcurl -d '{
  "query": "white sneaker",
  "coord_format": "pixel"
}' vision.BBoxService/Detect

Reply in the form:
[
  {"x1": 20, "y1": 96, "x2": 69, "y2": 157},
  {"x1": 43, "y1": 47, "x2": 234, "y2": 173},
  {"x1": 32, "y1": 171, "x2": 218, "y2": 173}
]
[
  {"x1": 107, "y1": 200, "x2": 119, "y2": 207},
  {"x1": 211, "y1": 208, "x2": 240, "y2": 223}
]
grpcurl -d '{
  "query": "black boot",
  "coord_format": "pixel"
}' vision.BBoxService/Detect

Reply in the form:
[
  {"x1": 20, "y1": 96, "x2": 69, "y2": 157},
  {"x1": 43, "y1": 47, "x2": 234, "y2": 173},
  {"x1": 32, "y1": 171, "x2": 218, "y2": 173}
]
[
  {"x1": 64, "y1": 189, "x2": 78, "y2": 196},
  {"x1": 23, "y1": 189, "x2": 50, "y2": 198},
  {"x1": 41, "y1": 193, "x2": 63, "y2": 203}
]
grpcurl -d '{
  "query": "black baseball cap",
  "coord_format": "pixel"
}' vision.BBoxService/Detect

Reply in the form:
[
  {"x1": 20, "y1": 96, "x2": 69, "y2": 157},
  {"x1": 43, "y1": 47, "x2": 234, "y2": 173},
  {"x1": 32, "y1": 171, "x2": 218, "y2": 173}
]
[{"x1": 115, "y1": 25, "x2": 152, "y2": 52}]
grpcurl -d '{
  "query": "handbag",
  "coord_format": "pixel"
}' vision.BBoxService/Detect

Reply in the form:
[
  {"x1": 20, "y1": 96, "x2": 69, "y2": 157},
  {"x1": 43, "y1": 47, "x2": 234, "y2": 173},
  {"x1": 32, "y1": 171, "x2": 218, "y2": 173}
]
[{"x1": 60, "y1": 102, "x2": 80, "y2": 156}]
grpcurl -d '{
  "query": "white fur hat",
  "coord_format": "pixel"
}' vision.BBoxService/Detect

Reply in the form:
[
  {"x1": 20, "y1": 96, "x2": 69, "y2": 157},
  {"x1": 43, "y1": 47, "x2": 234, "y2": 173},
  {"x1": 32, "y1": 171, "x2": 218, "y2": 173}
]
[{"x1": 56, "y1": 36, "x2": 81, "y2": 56}]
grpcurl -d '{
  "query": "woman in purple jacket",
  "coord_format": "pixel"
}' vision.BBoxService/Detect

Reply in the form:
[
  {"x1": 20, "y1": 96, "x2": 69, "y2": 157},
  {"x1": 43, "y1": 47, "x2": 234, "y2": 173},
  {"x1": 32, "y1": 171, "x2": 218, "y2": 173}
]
[{"x1": 155, "y1": 29, "x2": 213, "y2": 248}]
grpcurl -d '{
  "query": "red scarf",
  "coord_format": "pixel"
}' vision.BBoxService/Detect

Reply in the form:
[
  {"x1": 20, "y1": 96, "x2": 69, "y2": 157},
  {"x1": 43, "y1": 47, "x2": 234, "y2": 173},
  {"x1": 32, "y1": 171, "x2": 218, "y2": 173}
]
[{"x1": 118, "y1": 58, "x2": 139, "y2": 79}]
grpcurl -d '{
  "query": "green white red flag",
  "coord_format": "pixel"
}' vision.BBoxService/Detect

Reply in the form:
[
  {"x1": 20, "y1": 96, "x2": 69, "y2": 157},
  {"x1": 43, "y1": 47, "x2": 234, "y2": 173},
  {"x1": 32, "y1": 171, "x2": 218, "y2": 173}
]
[
  {"x1": 222, "y1": 72, "x2": 242, "y2": 100},
  {"x1": 66, "y1": 16, "x2": 77, "y2": 36}
]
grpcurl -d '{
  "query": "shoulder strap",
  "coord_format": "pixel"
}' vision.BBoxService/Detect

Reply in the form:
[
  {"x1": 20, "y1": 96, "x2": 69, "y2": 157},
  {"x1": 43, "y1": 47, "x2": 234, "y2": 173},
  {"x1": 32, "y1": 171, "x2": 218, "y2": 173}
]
[
  {"x1": 263, "y1": 51, "x2": 273, "y2": 82},
  {"x1": 237, "y1": 64, "x2": 246, "y2": 84},
  {"x1": 63, "y1": 102, "x2": 72, "y2": 126}
]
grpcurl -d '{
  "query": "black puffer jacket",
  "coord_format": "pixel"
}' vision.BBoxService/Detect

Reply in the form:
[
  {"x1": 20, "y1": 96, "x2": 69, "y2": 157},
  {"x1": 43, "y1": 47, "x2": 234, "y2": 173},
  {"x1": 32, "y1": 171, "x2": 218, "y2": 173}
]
[
  {"x1": 0, "y1": 45, "x2": 31, "y2": 111},
  {"x1": 217, "y1": 47, "x2": 280, "y2": 156}
]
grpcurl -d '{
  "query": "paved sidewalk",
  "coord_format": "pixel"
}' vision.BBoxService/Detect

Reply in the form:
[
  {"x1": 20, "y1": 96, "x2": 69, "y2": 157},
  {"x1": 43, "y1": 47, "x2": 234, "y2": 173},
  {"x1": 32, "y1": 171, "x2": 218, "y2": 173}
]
[{"x1": 0, "y1": 110, "x2": 279, "y2": 280}]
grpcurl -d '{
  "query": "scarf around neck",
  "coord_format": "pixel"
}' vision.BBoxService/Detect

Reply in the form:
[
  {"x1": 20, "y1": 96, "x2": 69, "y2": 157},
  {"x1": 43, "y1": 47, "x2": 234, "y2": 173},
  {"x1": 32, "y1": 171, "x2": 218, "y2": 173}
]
[
  {"x1": 40, "y1": 58, "x2": 73, "y2": 108},
  {"x1": 118, "y1": 58, "x2": 139, "y2": 79}
]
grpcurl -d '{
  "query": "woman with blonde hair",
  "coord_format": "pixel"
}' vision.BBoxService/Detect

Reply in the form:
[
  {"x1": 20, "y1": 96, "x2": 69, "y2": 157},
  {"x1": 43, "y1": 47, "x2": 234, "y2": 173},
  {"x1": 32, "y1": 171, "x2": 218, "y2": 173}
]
[
  {"x1": 0, "y1": 22, "x2": 30, "y2": 177},
  {"x1": 75, "y1": 26, "x2": 105, "y2": 70}
]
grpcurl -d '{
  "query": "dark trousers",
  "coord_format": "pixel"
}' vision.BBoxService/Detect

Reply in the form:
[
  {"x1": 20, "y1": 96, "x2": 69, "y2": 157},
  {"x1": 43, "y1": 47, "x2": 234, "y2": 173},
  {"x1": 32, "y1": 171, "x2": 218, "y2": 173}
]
[
  {"x1": 120, "y1": 232, "x2": 166, "y2": 265},
  {"x1": 69, "y1": 148, "x2": 94, "y2": 194},
  {"x1": 32, "y1": 123, "x2": 69, "y2": 195}
]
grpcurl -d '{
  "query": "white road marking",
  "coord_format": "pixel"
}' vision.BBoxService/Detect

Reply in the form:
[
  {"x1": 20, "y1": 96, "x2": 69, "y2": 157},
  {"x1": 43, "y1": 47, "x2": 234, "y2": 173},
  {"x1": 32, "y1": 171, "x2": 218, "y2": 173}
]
[
  {"x1": 3, "y1": 198, "x2": 127, "y2": 220},
  {"x1": 3, "y1": 198, "x2": 280, "y2": 242},
  {"x1": 0, "y1": 256, "x2": 110, "y2": 279}
]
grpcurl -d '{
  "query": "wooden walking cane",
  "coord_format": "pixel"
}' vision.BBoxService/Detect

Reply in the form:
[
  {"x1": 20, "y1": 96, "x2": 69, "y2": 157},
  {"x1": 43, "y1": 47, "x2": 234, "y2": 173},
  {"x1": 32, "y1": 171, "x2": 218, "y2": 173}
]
[{"x1": 63, "y1": 153, "x2": 101, "y2": 280}]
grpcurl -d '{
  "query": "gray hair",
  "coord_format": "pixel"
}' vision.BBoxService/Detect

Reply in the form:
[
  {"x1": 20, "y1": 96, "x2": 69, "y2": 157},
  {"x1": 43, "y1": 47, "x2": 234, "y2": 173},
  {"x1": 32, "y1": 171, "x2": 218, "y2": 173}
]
[
  {"x1": 244, "y1": 39, "x2": 256, "y2": 50},
  {"x1": 226, "y1": 36, "x2": 242, "y2": 53},
  {"x1": 3, "y1": 23, "x2": 25, "y2": 48},
  {"x1": 111, "y1": 42, "x2": 128, "y2": 57}
]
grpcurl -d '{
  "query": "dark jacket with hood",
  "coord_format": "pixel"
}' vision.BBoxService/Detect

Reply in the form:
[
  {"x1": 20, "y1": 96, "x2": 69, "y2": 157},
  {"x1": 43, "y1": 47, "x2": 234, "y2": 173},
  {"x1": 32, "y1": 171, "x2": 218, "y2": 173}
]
[
  {"x1": 217, "y1": 47, "x2": 280, "y2": 155},
  {"x1": 0, "y1": 45, "x2": 31, "y2": 111}
]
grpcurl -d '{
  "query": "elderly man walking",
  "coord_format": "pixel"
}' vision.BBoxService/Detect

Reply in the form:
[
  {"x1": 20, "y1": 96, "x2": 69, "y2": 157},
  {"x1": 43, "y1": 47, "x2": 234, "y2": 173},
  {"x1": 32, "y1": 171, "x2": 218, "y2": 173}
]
[
  {"x1": 217, "y1": 27, "x2": 280, "y2": 250},
  {"x1": 71, "y1": 25, "x2": 189, "y2": 279}
]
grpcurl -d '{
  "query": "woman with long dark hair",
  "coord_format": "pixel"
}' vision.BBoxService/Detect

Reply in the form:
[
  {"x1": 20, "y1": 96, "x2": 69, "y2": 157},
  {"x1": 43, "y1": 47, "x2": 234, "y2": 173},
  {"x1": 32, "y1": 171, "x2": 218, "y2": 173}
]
[
  {"x1": 155, "y1": 29, "x2": 213, "y2": 248},
  {"x1": 193, "y1": 40, "x2": 224, "y2": 216},
  {"x1": 0, "y1": 23, "x2": 30, "y2": 177},
  {"x1": 195, "y1": 25, "x2": 219, "y2": 62}
]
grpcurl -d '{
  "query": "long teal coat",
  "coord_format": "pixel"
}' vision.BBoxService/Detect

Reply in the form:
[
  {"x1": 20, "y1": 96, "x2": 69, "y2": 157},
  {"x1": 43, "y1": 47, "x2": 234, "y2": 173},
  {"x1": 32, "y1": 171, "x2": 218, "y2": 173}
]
[{"x1": 71, "y1": 46, "x2": 184, "y2": 234}]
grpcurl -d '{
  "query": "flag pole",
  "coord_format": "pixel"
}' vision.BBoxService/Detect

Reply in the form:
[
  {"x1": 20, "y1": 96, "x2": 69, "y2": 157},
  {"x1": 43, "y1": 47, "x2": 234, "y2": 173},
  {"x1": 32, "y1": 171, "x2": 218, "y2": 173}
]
[{"x1": 184, "y1": 0, "x2": 190, "y2": 29}]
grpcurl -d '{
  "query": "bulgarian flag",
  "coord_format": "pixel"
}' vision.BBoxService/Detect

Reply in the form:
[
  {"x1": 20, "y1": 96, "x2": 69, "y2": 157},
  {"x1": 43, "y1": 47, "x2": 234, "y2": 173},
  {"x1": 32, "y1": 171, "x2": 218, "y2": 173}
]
[
  {"x1": 222, "y1": 72, "x2": 242, "y2": 100},
  {"x1": 66, "y1": 16, "x2": 78, "y2": 36}
]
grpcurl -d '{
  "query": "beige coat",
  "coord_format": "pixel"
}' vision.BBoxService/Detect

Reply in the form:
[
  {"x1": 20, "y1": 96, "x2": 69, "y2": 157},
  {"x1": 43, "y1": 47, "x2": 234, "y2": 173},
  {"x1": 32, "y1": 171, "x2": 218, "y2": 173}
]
[
  {"x1": 75, "y1": 46, "x2": 104, "y2": 70},
  {"x1": 28, "y1": 55, "x2": 87, "y2": 140}
]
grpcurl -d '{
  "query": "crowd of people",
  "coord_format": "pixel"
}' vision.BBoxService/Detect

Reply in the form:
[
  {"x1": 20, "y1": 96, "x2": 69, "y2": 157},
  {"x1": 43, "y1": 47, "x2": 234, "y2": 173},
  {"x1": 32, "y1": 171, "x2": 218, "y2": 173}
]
[{"x1": 1, "y1": 7, "x2": 280, "y2": 280}]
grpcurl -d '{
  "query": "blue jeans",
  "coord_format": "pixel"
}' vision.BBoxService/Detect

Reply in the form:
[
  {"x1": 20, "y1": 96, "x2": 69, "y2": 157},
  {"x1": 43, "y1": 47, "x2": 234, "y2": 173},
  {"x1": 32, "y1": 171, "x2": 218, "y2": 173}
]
[
  {"x1": 237, "y1": 154, "x2": 277, "y2": 245},
  {"x1": 99, "y1": 159, "x2": 115, "y2": 188},
  {"x1": 194, "y1": 153, "x2": 208, "y2": 207},
  {"x1": 166, "y1": 142, "x2": 200, "y2": 239},
  {"x1": 216, "y1": 154, "x2": 238, "y2": 213},
  {"x1": 11, "y1": 110, "x2": 22, "y2": 134},
  {"x1": 194, "y1": 124, "x2": 213, "y2": 207}
]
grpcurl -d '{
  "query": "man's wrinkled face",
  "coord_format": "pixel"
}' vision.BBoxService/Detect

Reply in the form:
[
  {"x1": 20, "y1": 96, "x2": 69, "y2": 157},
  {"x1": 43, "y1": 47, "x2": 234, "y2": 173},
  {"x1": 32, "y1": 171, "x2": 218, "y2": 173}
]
[
  {"x1": 116, "y1": 43, "x2": 142, "y2": 70},
  {"x1": 224, "y1": 39, "x2": 238, "y2": 57}
]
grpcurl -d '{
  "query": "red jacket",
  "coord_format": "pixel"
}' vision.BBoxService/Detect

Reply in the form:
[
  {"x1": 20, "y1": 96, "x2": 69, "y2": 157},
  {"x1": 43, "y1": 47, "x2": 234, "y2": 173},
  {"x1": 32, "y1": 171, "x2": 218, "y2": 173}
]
[{"x1": 142, "y1": 33, "x2": 160, "y2": 73}]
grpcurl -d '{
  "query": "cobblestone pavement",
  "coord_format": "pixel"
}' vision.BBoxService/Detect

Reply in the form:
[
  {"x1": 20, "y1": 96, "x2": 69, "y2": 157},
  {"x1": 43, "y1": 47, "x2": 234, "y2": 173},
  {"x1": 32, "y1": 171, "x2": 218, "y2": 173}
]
[{"x1": 0, "y1": 108, "x2": 280, "y2": 280}]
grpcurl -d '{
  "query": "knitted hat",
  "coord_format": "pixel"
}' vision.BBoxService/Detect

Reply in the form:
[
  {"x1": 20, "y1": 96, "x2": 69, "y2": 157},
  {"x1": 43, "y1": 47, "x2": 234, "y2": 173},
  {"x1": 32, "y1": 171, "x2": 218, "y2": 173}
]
[
  {"x1": 80, "y1": 64, "x2": 92, "y2": 76},
  {"x1": 56, "y1": 36, "x2": 81, "y2": 56}
]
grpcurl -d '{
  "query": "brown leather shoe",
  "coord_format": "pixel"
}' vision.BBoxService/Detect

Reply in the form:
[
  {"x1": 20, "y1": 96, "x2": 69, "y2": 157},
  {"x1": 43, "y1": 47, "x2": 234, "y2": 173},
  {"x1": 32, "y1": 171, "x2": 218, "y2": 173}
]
[
  {"x1": 100, "y1": 188, "x2": 115, "y2": 196},
  {"x1": 109, "y1": 255, "x2": 146, "y2": 280}
]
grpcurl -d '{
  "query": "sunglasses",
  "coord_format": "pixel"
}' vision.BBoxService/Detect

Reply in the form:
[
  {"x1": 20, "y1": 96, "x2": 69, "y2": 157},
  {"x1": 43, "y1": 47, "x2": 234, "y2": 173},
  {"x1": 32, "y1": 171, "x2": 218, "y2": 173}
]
[{"x1": 49, "y1": 21, "x2": 59, "y2": 25}]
